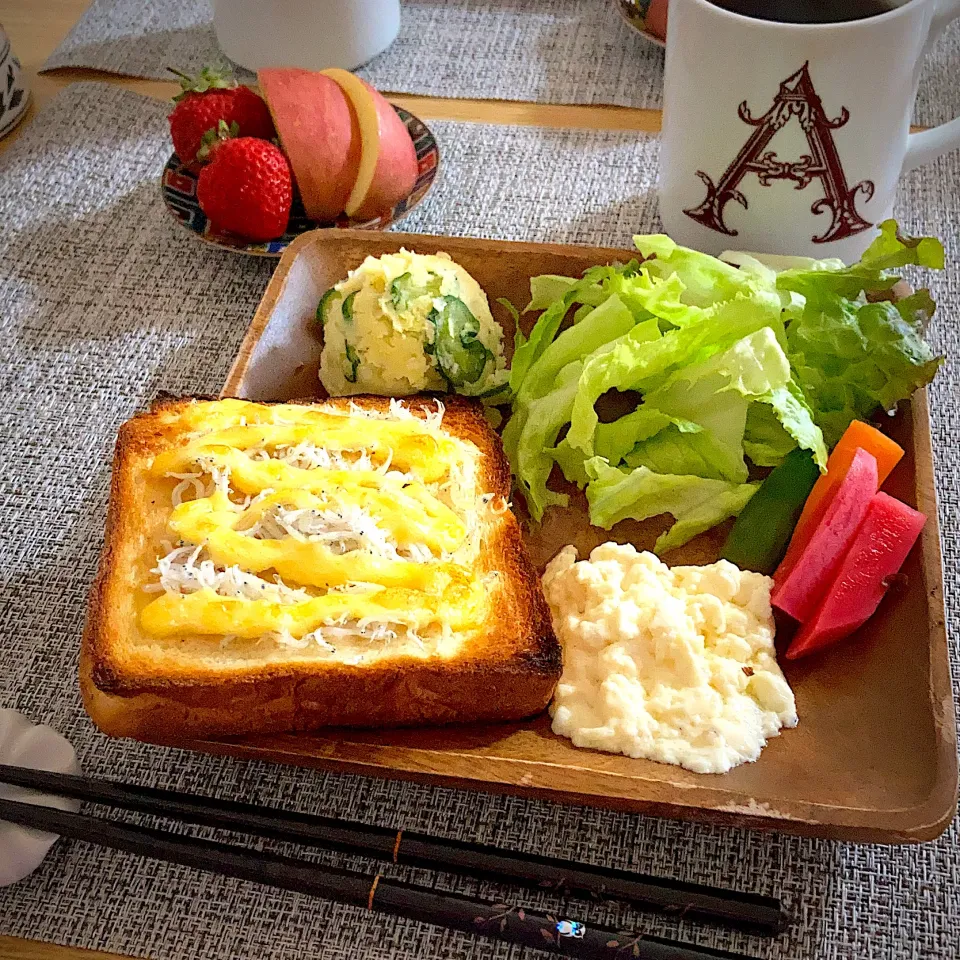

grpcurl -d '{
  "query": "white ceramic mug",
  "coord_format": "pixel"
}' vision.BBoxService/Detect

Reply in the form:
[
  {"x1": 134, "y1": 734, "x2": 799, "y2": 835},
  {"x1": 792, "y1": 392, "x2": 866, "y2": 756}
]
[
  {"x1": 212, "y1": 0, "x2": 401, "y2": 73},
  {"x1": 659, "y1": 0, "x2": 960, "y2": 260},
  {"x1": 0, "y1": 23, "x2": 30, "y2": 140}
]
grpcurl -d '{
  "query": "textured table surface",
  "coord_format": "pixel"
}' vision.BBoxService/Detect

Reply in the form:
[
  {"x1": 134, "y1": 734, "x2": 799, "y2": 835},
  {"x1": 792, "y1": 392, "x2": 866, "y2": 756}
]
[
  {"x1": 0, "y1": 80, "x2": 957, "y2": 960},
  {"x1": 41, "y1": 0, "x2": 665, "y2": 109},
  {"x1": 39, "y1": 0, "x2": 960, "y2": 128}
]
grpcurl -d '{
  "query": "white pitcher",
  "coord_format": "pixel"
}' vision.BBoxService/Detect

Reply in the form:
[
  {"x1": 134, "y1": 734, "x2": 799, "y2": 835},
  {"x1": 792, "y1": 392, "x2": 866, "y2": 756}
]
[{"x1": 212, "y1": 0, "x2": 401, "y2": 72}]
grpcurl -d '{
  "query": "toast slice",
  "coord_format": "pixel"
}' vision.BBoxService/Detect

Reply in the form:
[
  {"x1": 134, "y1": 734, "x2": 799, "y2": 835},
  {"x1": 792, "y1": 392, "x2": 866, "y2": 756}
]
[{"x1": 81, "y1": 394, "x2": 560, "y2": 740}]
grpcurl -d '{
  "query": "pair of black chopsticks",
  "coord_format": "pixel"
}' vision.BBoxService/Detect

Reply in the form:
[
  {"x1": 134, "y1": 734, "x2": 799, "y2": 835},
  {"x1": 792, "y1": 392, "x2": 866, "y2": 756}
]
[{"x1": 0, "y1": 764, "x2": 784, "y2": 959}]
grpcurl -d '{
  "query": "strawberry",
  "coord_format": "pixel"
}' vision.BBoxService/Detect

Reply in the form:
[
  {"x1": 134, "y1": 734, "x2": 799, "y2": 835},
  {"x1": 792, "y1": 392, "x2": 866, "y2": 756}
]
[
  {"x1": 167, "y1": 65, "x2": 275, "y2": 164},
  {"x1": 197, "y1": 134, "x2": 293, "y2": 242}
]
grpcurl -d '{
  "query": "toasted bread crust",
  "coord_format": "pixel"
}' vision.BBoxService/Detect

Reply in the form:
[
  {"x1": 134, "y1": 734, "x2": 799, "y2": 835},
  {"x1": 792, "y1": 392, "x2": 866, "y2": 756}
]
[{"x1": 81, "y1": 394, "x2": 560, "y2": 739}]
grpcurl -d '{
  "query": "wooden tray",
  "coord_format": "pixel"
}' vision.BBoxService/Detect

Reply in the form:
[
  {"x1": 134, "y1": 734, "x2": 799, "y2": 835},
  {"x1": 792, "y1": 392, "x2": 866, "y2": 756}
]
[{"x1": 204, "y1": 229, "x2": 956, "y2": 843}]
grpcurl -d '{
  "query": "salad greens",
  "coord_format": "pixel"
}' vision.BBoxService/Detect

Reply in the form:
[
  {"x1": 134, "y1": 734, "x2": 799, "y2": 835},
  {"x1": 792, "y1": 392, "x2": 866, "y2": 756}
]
[
  {"x1": 505, "y1": 219, "x2": 943, "y2": 553},
  {"x1": 584, "y1": 459, "x2": 759, "y2": 556}
]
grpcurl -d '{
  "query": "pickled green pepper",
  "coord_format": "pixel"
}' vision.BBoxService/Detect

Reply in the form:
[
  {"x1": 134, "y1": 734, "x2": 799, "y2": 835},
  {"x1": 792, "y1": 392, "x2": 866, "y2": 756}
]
[{"x1": 721, "y1": 447, "x2": 820, "y2": 574}]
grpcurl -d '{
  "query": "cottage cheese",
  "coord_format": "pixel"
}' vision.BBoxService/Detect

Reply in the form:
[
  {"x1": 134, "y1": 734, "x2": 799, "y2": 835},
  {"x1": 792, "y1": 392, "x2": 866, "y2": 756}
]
[{"x1": 542, "y1": 543, "x2": 797, "y2": 774}]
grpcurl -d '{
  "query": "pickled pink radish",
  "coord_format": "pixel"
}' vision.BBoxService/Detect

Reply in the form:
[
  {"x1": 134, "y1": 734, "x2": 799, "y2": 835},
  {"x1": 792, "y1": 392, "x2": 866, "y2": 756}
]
[
  {"x1": 772, "y1": 447, "x2": 878, "y2": 622},
  {"x1": 786, "y1": 492, "x2": 926, "y2": 659}
]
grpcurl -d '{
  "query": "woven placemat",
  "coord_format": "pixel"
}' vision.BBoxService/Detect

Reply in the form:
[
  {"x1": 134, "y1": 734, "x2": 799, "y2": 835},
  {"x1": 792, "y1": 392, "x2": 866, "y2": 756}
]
[
  {"x1": 40, "y1": 0, "x2": 665, "y2": 111},
  {"x1": 0, "y1": 82, "x2": 957, "y2": 960},
  {"x1": 40, "y1": 0, "x2": 960, "y2": 127}
]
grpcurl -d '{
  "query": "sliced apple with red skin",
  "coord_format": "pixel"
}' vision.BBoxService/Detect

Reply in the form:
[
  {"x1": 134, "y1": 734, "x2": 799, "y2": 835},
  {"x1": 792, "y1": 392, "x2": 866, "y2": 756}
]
[
  {"x1": 258, "y1": 68, "x2": 362, "y2": 222},
  {"x1": 321, "y1": 68, "x2": 418, "y2": 220}
]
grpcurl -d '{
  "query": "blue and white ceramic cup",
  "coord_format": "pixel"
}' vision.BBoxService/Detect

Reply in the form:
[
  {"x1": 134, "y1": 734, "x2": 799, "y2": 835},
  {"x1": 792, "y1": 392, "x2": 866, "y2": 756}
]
[{"x1": 0, "y1": 23, "x2": 30, "y2": 140}]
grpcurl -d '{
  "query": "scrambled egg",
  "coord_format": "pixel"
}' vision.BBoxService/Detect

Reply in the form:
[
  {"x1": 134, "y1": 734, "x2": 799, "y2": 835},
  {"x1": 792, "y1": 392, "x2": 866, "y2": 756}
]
[
  {"x1": 542, "y1": 543, "x2": 798, "y2": 774},
  {"x1": 318, "y1": 249, "x2": 507, "y2": 398}
]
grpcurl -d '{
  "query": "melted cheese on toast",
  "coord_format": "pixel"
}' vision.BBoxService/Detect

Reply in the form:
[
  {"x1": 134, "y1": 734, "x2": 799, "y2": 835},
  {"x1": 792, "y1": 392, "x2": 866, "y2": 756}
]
[{"x1": 141, "y1": 398, "x2": 493, "y2": 662}]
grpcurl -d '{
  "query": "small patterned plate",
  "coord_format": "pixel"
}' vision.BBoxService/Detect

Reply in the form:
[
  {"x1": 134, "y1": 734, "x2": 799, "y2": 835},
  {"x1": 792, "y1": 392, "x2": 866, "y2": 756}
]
[{"x1": 161, "y1": 105, "x2": 439, "y2": 257}]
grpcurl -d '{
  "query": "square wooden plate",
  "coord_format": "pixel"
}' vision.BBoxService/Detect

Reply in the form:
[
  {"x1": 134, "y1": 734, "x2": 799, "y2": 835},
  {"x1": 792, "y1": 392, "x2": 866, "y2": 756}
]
[{"x1": 182, "y1": 229, "x2": 956, "y2": 843}]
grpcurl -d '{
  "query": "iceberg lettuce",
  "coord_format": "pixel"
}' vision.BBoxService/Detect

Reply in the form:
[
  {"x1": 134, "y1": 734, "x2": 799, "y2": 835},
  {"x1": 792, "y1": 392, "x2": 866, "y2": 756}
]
[
  {"x1": 567, "y1": 300, "x2": 782, "y2": 456},
  {"x1": 584, "y1": 458, "x2": 759, "y2": 554},
  {"x1": 502, "y1": 221, "x2": 942, "y2": 549}
]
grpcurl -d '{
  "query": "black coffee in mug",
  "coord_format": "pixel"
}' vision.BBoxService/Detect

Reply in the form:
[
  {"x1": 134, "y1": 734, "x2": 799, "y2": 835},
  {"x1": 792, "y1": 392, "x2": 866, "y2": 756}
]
[{"x1": 708, "y1": 0, "x2": 901, "y2": 24}]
